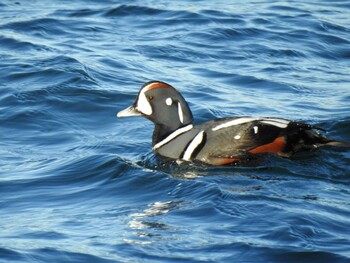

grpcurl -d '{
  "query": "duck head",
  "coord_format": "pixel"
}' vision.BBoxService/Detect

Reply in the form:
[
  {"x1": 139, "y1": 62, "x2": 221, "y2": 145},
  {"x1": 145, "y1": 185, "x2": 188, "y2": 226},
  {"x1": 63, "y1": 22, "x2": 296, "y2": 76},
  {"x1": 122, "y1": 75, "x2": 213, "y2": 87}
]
[{"x1": 117, "y1": 81, "x2": 194, "y2": 143}]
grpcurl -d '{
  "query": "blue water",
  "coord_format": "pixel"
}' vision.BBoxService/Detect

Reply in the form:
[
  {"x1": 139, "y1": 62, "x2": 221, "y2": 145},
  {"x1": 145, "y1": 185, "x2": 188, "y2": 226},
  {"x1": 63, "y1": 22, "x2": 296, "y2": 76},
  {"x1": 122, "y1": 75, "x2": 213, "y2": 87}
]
[{"x1": 1, "y1": 0, "x2": 350, "y2": 262}]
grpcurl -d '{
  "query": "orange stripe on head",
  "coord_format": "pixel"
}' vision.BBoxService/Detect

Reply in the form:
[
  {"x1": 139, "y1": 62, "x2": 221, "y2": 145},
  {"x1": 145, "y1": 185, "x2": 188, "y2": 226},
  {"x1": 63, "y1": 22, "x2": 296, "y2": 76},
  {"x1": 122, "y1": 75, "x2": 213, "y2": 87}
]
[
  {"x1": 145, "y1": 82, "x2": 172, "y2": 91},
  {"x1": 249, "y1": 136, "x2": 286, "y2": 154}
]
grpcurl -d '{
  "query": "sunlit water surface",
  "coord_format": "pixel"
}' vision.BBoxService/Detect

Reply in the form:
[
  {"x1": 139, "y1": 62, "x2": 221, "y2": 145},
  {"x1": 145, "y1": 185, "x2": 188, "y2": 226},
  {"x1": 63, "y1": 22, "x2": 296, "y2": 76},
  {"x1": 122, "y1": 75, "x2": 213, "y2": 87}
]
[{"x1": 1, "y1": 0, "x2": 350, "y2": 262}]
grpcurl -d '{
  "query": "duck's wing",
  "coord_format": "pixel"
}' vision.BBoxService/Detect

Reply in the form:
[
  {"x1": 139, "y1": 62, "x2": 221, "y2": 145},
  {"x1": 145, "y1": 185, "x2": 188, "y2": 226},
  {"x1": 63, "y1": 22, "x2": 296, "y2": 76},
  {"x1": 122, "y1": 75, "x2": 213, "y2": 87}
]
[{"x1": 195, "y1": 117, "x2": 317, "y2": 165}]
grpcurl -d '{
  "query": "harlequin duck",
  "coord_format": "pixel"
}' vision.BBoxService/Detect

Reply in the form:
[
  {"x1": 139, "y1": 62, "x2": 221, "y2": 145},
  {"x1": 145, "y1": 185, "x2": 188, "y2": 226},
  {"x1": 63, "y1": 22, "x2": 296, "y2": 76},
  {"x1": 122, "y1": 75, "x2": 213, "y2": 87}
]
[{"x1": 117, "y1": 81, "x2": 346, "y2": 165}]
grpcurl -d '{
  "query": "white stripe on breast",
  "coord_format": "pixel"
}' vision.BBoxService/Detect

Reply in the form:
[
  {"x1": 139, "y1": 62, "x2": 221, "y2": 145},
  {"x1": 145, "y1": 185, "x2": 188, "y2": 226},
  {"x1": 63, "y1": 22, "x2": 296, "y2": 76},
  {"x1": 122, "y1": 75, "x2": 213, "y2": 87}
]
[
  {"x1": 182, "y1": 131, "x2": 205, "y2": 161},
  {"x1": 152, "y1": 124, "x2": 193, "y2": 150}
]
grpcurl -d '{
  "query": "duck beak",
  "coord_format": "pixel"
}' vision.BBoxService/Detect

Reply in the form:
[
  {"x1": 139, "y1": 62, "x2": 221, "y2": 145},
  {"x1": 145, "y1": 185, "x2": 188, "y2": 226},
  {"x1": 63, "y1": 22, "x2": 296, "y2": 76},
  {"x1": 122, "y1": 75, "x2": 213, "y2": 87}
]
[{"x1": 117, "y1": 104, "x2": 142, "y2": 118}]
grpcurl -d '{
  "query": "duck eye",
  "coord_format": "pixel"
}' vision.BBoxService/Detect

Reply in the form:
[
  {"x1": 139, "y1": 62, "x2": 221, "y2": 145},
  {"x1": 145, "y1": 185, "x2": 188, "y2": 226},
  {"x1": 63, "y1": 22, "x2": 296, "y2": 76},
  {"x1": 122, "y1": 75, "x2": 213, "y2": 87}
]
[{"x1": 148, "y1": 96, "x2": 153, "y2": 101}]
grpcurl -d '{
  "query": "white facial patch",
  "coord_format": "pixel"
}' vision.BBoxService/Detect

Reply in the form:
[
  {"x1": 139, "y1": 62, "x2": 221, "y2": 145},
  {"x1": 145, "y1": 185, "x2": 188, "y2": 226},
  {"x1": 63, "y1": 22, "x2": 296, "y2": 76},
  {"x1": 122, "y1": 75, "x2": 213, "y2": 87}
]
[
  {"x1": 166, "y1": 98, "x2": 173, "y2": 106},
  {"x1": 178, "y1": 102, "x2": 184, "y2": 123},
  {"x1": 137, "y1": 91, "x2": 152, "y2": 115},
  {"x1": 234, "y1": 134, "x2": 241, "y2": 140},
  {"x1": 253, "y1": 126, "x2": 258, "y2": 134}
]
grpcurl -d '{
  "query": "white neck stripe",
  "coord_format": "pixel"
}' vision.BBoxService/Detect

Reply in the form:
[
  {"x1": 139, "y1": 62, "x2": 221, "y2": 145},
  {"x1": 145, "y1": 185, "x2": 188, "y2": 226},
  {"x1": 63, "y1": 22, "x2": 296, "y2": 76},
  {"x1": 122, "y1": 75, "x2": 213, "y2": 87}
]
[
  {"x1": 153, "y1": 124, "x2": 193, "y2": 150},
  {"x1": 178, "y1": 102, "x2": 184, "y2": 124}
]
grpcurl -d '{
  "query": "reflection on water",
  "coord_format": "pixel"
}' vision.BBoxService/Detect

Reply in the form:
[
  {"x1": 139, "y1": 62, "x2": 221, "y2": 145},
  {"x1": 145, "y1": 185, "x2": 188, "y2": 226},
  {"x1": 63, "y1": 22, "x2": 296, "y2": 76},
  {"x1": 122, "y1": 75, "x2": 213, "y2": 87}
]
[{"x1": 125, "y1": 201, "x2": 182, "y2": 245}]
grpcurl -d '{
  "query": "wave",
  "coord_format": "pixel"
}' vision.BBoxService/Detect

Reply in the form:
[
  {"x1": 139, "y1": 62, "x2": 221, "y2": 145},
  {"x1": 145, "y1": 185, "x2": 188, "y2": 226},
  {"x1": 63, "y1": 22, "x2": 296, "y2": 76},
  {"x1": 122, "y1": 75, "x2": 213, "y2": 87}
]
[{"x1": 1, "y1": 1, "x2": 350, "y2": 262}]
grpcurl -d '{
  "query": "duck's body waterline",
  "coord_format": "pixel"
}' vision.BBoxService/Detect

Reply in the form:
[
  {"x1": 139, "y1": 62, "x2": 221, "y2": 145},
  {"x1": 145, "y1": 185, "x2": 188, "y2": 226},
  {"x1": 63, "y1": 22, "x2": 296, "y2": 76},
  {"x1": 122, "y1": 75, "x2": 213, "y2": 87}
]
[{"x1": 118, "y1": 81, "x2": 346, "y2": 165}]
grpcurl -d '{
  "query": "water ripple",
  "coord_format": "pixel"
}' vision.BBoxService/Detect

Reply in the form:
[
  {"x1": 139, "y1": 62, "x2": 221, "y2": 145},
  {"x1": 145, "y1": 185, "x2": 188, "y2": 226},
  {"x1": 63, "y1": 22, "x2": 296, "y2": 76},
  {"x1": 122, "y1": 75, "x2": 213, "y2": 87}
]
[{"x1": 1, "y1": 1, "x2": 350, "y2": 262}]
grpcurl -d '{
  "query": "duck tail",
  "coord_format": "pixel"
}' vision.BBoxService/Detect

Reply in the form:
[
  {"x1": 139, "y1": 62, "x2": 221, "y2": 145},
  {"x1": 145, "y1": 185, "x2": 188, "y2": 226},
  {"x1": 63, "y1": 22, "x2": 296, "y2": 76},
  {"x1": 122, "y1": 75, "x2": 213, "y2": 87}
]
[
  {"x1": 323, "y1": 140, "x2": 350, "y2": 148},
  {"x1": 308, "y1": 130, "x2": 350, "y2": 148}
]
